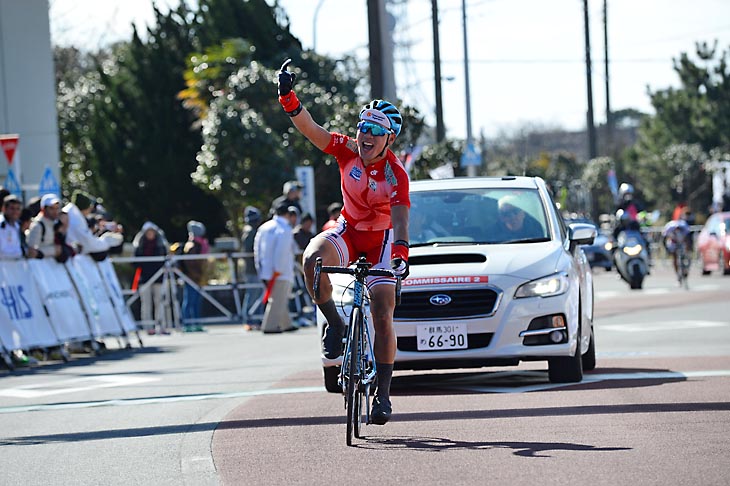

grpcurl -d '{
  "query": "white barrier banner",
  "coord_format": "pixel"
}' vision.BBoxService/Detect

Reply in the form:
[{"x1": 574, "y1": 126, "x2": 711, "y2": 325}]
[
  {"x1": 28, "y1": 259, "x2": 92, "y2": 342},
  {"x1": 0, "y1": 260, "x2": 60, "y2": 349},
  {"x1": 65, "y1": 255, "x2": 125, "y2": 337},
  {"x1": 96, "y1": 259, "x2": 138, "y2": 333}
]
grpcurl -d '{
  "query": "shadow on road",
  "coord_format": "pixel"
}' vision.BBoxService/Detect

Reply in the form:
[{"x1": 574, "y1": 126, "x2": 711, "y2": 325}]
[
  {"x1": 0, "y1": 346, "x2": 171, "y2": 377},
  {"x1": 391, "y1": 366, "x2": 688, "y2": 394},
  {"x1": 4, "y1": 401, "x2": 729, "y2": 446},
  {"x1": 354, "y1": 436, "x2": 632, "y2": 456}
]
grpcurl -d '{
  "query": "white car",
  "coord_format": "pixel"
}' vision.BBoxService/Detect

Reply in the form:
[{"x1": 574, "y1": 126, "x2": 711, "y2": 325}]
[{"x1": 319, "y1": 176, "x2": 597, "y2": 392}]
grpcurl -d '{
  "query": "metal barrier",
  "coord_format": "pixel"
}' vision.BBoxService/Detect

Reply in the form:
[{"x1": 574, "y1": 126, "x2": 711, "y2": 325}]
[{"x1": 109, "y1": 252, "x2": 314, "y2": 330}]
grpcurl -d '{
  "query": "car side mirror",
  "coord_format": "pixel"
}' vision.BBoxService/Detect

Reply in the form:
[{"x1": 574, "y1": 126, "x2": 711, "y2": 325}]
[{"x1": 568, "y1": 223, "x2": 597, "y2": 251}]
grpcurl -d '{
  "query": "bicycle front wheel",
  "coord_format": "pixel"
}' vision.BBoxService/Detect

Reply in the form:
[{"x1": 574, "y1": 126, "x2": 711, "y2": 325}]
[{"x1": 346, "y1": 307, "x2": 362, "y2": 446}]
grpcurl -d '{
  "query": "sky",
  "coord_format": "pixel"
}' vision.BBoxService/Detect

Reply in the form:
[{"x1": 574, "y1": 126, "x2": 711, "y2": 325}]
[{"x1": 49, "y1": 0, "x2": 730, "y2": 140}]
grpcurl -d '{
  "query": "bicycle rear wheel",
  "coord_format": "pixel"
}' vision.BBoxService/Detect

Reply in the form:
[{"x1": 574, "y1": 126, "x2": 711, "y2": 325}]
[{"x1": 346, "y1": 308, "x2": 362, "y2": 446}]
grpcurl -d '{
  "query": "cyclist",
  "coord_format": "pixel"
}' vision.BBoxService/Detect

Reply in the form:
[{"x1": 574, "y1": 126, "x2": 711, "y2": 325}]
[
  {"x1": 277, "y1": 59, "x2": 410, "y2": 425},
  {"x1": 661, "y1": 215, "x2": 692, "y2": 278}
]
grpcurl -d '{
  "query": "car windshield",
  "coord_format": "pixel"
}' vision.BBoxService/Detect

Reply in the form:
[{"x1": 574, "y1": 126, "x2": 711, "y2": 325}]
[{"x1": 409, "y1": 188, "x2": 550, "y2": 246}]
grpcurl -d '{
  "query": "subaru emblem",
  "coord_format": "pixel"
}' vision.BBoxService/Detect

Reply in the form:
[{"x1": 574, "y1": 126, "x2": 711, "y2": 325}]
[{"x1": 429, "y1": 294, "x2": 452, "y2": 306}]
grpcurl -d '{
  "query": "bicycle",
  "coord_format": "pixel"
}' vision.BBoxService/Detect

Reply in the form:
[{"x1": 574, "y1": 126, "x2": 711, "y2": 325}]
[
  {"x1": 675, "y1": 240, "x2": 691, "y2": 289},
  {"x1": 313, "y1": 255, "x2": 401, "y2": 446}
]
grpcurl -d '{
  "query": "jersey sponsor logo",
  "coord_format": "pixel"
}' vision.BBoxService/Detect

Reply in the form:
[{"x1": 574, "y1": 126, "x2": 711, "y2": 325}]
[
  {"x1": 402, "y1": 275, "x2": 488, "y2": 287},
  {"x1": 349, "y1": 165, "x2": 362, "y2": 182},
  {"x1": 370, "y1": 169, "x2": 378, "y2": 175},
  {"x1": 368, "y1": 178, "x2": 377, "y2": 191},
  {"x1": 384, "y1": 161, "x2": 397, "y2": 186}
]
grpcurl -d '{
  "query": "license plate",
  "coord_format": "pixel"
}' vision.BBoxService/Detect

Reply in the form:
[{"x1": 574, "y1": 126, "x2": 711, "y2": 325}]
[{"x1": 416, "y1": 324, "x2": 468, "y2": 351}]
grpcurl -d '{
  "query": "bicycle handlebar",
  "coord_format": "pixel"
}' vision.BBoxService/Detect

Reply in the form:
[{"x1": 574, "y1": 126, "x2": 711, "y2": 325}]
[{"x1": 313, "y1": 257, "x2": 402, "y2": 305}]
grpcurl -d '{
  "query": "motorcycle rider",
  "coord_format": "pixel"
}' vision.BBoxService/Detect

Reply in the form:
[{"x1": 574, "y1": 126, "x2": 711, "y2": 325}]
[{"x1": 616, "y1": 183, "x2": 643, "y2": 220}]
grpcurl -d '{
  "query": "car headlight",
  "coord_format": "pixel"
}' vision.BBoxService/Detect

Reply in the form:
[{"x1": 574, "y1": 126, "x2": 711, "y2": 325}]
[
  {"x1": 515, "y1": 272, "x2": 569, "y2": 298},
  {"x1": 604, "y1": 241, "x2": 613, "y2": 251},
  {"x1": 623, "y1": 244, "x2": 643, "y2": 256}
]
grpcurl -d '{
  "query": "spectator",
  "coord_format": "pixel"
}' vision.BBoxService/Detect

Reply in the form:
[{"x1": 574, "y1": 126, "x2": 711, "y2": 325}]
[
  {"x1": 241, "y1": 206, "x2": 263, "y2": 330},
  {"x1": 53, "y1": 210, "x2": 76, "y2": 263},
  {"x1": 26, "y1": 194, "x2": 61, "y2": 259},
  {"x1": 0, "y1": 187, "x2": 9, "y2": 204},
  {"x1": 0, "y1": 194, "x2": 24, "y2": 258},
  {"x1": 19, "y1": 206, "x2": 33, "y2": 252},
  {"x1": 26, "y1": 196, "x2": 41, "y2": 219},
  {"x1": 180, "y1": 220, "x2": 209, "y2": 331},
  {"x1": 133, "y1": 222, "x2": 170, "y2": 335},
  {"x1": 254, "y1": 202, "x2": 298, "y2": 334},
  {"x1": 321, "y1": 202, "x2": 342, "y2": 231},
  {"x1": 64, "y1": 190, "x2": 121, "y2": 260},
  {"x1": 95, "y1": 210, "x2": 125, "y2": 255},
  {"x1": 293, "y1": 211, "x2": 315, "y2": 251},
  {"x1": 269, "y1": 180, "x2": 303, "y2": 219}
]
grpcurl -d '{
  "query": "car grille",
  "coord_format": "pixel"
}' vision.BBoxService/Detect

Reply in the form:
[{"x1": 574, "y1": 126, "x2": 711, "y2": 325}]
[
  {"x1": 394, "y1": 288, "x2": 500, "y2": 319},
  {"x1": 397, "y1": 332, "x2": 493, "y2": 352}
]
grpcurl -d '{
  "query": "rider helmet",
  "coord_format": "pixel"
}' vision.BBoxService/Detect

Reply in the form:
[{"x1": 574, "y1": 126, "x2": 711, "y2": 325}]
[
  {"x1": 618, "y1": 183, "x2": 634, "y2": 201},
  {"x1": 359, "y1": 99, "x2": 402, "y2": 136}
]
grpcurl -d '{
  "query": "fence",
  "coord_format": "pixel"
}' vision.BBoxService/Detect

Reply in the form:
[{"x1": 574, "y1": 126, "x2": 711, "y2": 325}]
[
  {"x1": 109, "y1": 252, "x2": 315, "y2": 331},
  {"x1": 0, "y1": 255, "x2": 142, "y2": 370}
]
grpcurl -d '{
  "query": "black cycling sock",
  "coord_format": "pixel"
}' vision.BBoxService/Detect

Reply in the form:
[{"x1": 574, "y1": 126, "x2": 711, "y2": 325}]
[
  {"x1": 319, "y1": 299, "x2": 344, "y2": 329},
  {"x1": 375, "y1": 362, "x2": 394, "y2": 400}
]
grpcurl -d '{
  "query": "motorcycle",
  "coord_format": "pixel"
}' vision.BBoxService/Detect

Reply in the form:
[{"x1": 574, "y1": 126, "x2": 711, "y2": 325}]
[{"x1": 613, "y1": 229, "x2": 649, "y2": 289}]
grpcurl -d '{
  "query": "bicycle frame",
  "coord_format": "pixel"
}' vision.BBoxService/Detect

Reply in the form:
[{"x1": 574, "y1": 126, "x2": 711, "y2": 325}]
[{"x1": 313, "y1": 256, "x2": 400, "y2": 445}]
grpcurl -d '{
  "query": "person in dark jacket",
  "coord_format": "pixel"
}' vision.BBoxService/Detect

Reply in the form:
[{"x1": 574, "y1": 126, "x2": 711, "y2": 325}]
[
  {"x1": 133, "y1": 221, "x2": 170, "y2": 334},
  {"x1": 180, "y1": 220, "x2": 209, "y2": 330}
]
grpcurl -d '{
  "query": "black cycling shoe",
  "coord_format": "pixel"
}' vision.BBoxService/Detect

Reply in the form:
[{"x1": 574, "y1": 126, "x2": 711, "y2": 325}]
[
  {"x1": 322, "y1": 323, "x2": 345, "y2": 359},
  {"x1": 370, "y1": 396, "x2": 392, "y2": 425}
]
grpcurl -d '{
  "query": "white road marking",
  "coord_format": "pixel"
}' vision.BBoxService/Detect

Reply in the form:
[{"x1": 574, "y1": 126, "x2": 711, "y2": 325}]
[
  {"x1": 0, "y1": 375, "x2": 160, "y2": 398},
  {"x1": 0, "y1": 386, "x2": 324, "y2": 414},
  {"x1": 600, "y1": 320, "x2": 729, "y2": 333},
  {"x1": 2, "y1": 369, "x2": 730, "y2": 414}
]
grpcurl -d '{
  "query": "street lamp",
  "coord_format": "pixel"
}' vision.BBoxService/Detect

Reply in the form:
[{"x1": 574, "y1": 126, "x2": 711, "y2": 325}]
[{"x1": 313, "y1": 0, "x2": 326, "y2": 51}]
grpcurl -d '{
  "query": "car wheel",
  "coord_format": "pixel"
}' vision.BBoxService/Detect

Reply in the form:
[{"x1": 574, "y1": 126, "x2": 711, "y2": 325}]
[
  {"x1": 323, "y1": 365, "x2": 341, "y2": 393},
  {"x1": 582, "y1": 327, "x2": 596, "y2": 371},
  {"x1": 548, "y1": 325, "x2": 584, "y2": 383}
]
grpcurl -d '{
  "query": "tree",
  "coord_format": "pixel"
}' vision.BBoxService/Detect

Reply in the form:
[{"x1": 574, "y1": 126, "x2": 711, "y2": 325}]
[{"x1": 634, "y1": 41, "x2": 730, "y2": 214}]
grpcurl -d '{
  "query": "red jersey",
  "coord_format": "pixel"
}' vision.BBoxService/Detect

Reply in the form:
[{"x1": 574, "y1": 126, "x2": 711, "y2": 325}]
[{"x1": 324, "y1": 133, "x2": 410, "y2": 231}]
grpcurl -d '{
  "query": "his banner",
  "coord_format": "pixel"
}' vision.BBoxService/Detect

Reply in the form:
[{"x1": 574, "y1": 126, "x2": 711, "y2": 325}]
[{"x1": 0, "y1": 259, "x2": 60, "y2": 349}]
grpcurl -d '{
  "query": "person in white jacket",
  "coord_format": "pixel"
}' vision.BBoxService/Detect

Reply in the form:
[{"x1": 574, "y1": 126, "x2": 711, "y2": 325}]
[
  {"x1": 254, "y1": 202, "x2": 299, "y2": 333},
  {"x1": 63, "y1": 190, "x2": 121, "y2": 259}
]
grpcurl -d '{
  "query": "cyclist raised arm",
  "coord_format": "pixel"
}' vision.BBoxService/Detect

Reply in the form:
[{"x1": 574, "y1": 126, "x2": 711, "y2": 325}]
[{"x1": 277, "y1": 59, "x2": 410, "y2": 425}]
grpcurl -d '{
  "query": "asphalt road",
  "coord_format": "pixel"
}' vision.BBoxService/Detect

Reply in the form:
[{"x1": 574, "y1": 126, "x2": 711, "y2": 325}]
[{"x1": 0, "y1": 261, "x2": 728, "y2": 485}]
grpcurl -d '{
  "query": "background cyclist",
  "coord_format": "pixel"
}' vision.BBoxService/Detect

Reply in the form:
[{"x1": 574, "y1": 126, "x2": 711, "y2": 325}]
[
  {"x1": 277, "y1": 59, "x2": 410, "y2": 426},
  {"x1": 661, "y1": 212, "x2": 693, "y2": 278}
]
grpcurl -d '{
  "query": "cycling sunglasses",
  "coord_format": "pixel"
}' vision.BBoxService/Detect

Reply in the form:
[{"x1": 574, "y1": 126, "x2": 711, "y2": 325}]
[{"x1": 357, "y1": 121, "x2": 392, "y2": 137}]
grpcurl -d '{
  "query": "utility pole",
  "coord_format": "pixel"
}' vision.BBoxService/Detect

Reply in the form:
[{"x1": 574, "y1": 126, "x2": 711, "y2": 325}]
[
  {"x1": 367, "y1": 0, "x2": 396, "y2": 101},
  {"x1": 462, "y1": 0, "x2": 476, "y2": 176},
  {"x1": 583, "y1": 0, "x2": 597, "y2": 160},
  {"x1": 603, "y1": 0, "x2": 613, "y2": 151},
  {"x1": 432, "y1": 0, "x2": 445, "y2": 142}
]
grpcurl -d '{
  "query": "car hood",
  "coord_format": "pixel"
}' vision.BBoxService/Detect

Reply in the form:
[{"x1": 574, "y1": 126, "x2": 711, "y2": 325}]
[{"x1": 409, "y1": 241, "x2": 565, "y2": 283}]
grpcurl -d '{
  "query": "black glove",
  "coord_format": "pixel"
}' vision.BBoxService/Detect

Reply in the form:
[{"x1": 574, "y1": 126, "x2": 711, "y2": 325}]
[
  {"x1": 277, "y1": 58, "x2": 296, "y2": 96},
  {"x1": 390, "y1": 258, "x2": 409, "y2": 279}
]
